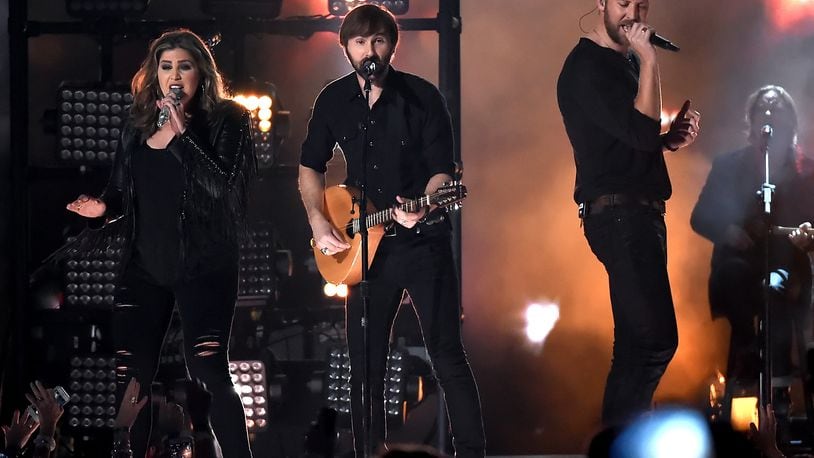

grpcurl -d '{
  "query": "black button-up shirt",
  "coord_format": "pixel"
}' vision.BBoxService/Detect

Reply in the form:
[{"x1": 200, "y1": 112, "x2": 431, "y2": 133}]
[
  {"x1": 557, "y1": 38, "x2": 671, "y2": 204},
  {"x1": 300, "y1": 68, "x2": 456, "y2": 211}
]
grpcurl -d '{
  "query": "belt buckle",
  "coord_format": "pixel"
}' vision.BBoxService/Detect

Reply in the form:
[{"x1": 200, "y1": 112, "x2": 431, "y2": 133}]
[{"x1": 578, "y1": 202, "x2": 586, "y2": 227}]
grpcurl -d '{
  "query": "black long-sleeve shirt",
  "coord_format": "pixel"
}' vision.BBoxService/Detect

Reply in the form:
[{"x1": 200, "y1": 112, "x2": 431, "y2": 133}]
[
  {"x1": 691, "y1": 145, "x2": 814, "y2": 314},
  {"x1": 557, "y1": 38, "x2": 670, "y2": 203},
  {"x1": 131, "y1": 142, "x2": 184, "y2": 285},
  {"x1": 691, "y1": 146, "x2": 814, "y2": 268},
  {"x1": 300, "y1": 68, "x2": 456, "y2": 211}
]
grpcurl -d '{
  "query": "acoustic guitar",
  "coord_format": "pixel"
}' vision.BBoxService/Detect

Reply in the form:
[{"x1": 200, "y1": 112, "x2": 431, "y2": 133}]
[{"x1": 313, "y1": 182, "x2": 467, "y2": 286}]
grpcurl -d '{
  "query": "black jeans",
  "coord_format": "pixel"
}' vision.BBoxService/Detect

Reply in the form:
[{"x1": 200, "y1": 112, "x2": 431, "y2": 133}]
[
  {"x1": 346, "y1": 236, "x2": 485, "y2": 457},
  {"x1": 583, "y1": 205, "x2": 679, "y2": 426},
  {"x1": 113, "y1": 261, "x2": 251, "y2": 458}
]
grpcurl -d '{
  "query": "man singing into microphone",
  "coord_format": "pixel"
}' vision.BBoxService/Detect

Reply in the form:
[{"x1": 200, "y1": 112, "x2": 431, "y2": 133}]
[
  {"x1": 298, "y1": 5, "x2": 485, "y2": 456},
  {"x1": 691, "y1": 86, "x2": 814, "y2": 418},
  {"x1": 557, "y1": 0, "x2": 700, "y2": 426}
]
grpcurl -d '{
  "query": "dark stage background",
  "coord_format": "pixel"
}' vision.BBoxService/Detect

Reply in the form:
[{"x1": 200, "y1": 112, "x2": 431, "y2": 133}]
[{"x1": 3, "y1": 0, "x2": 814, "y2": 454}]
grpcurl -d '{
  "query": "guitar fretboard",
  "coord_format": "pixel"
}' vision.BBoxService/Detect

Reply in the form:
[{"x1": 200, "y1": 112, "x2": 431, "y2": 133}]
[{"x1": 351, "y1": 196, "x2": 433, "y2": 234}]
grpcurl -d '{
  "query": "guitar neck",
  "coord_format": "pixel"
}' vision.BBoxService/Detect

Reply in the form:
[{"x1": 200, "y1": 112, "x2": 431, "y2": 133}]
[
  {"x1": 772, "y1": 226, "x2": 798, "y2": 237},
  {"x1": 364, "y1": 196, "x2": 431, "y2": 229}
]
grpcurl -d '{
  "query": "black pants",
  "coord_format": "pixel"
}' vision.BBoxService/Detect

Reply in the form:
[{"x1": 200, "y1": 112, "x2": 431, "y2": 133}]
[
  {"x1": 583, "y1": 205, "x2": 679, "y2": 426},
  {"x1": 113, "y1": 262, "x2": 251, "y2": 458},
  {"x1": 346, "y1": 236, "x2": 485, "y2": 457}
]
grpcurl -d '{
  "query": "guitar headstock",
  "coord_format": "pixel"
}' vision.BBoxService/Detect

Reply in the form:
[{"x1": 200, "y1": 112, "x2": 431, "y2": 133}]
[{"x1": 430, "y1": 181, "x2": 468, "y2": 210}]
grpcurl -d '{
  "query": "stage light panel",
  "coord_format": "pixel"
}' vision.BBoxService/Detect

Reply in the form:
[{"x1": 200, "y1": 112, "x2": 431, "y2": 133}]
[
  {"x1": 65, "y1": 0, "x2": 151, "y2": 17},
  {"x1": 67, "y1": 356, "x2": 117, "y2": 429},
  {"x1": 328, "y1": 0, "x2": 409, "y2": 16},
  {"x1": 230, "y1": 360, "x2": 270, "y2": 432},
  {"x1": 57, "y1": 84, "x2": 132, "y2": 167}
]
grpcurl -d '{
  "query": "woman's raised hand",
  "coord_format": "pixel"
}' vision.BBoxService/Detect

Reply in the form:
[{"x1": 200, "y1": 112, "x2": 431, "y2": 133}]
[{"x1": 66, "y1": 194, "x2": 106, "y2": 218}]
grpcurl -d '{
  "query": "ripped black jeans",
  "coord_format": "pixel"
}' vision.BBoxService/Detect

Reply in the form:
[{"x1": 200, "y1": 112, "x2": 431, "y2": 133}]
[{"x1": 113, "y1": 261, "x2": 251, "y2": 458}]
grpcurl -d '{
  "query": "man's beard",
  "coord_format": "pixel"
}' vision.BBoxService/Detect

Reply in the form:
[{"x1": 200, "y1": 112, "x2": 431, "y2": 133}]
[
  {"x1": 356, "y1": 57, "x2": 388, "y2": 79},
  {"x1": 346, "y1": 51, "x2": 390, "y2": 79},
  {"x1": 603, "y1": 12, "x2": 630, "y2": 46}
]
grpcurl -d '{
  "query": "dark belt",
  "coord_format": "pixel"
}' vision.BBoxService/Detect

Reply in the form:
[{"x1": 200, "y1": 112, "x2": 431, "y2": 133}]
[{"x1": 581, "y1": 193, "x2": 665, "y2": 217}]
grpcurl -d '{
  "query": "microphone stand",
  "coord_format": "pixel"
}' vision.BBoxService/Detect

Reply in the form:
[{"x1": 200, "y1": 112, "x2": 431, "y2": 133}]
[
  {"x1": 358, "y1": 71, "x2": 373, "y2": 458},
  {"x1": 759, "y1": 125, "x2": 775, "y2": 412}
]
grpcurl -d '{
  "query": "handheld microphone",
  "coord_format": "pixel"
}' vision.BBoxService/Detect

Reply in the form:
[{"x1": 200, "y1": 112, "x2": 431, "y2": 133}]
[
  {"x1": 361, "y1": 59, "x2": 378, "y2": 78},
  {"x1": 157, "y1": 84, "x2": 183, "y2": 128},
  {"x1": 650, "y1": 32, "x2": 680, "y2": 52}
]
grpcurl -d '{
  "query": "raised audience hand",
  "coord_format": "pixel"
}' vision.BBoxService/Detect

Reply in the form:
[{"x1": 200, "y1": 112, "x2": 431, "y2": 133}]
[
  {"x1": 114, "y1": 378, "x2": 148, "y2": 430},
  {"x1": 24, "y1": 381, "x2": 63, "y2": 437},
  {"x1": 750, "y1": 403, "x2": 785, "y2": 458},
  {"x1": 1, "y1": 409, "x2": 39, "y2": 452}
]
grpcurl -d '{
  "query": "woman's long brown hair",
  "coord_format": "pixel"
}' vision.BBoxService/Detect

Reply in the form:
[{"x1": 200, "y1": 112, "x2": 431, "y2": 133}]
[{"x1": 130, "y1": 29, "x2": 228, "y2": 136}]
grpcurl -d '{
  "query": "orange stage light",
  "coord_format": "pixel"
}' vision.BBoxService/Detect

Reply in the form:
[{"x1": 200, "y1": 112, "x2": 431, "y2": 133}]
[{"x1": 765, "y1": 0, "x2": 814, "y2": 34}]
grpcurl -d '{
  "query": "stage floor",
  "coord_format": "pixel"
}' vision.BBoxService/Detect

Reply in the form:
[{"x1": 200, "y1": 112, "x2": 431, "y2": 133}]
[{"x1": 487, "y1": 456, "x2": 586, "y2": 458}]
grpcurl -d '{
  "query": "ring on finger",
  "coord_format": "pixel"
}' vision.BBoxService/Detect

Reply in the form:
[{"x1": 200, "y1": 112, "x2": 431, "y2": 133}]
[{"x1": 320, "y1": 247, "x2": 330, "y2": 255}]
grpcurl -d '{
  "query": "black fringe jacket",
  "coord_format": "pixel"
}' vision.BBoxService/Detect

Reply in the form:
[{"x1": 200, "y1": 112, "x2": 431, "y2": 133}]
[{"x1": 56, "y1": 100, "x2": 257, "y2": 280}]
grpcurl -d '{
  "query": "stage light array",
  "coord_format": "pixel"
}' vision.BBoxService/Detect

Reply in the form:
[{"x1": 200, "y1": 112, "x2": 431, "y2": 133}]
[
  {"x1": 325, "y1": 347, "x2": 352, "y2": 415},
  {"x1": 325, "y1": 346, "x2": 408, "y2": 420},
  {"x1": 233, "y1": 92, "x2": 290, "y2": 168},
  {"x1": 201, "y1": 0, "x2": 282, "y2": 18},
  {"x1": 238, "y1": 223, "x2": 293, "y2": 307},
  {"x1": 67, "y1": 356, "x2": 118, "y2": 429},
  {"x1": 65, "y1": 0, "x2": 151, "y2": 18},
  {"x1": 328, "y1": 0, "x2": 409, "y2": 16},
  {"x1": 230, "y1": 360, "x2": 270, "y2": 432},
  {"x1": 63, "y1": 236, "x2": 125, "y2": 308},
  {"x1": 384, "y1": 349, "x2": 407, "y2": 417},
  {"x1": 57, "y1": 84, "x2": 132, "y2": 166}
]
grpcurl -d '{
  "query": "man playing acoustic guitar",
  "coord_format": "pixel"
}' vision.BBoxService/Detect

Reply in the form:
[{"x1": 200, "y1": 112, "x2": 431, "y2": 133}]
[
  {"x1": 297, "y1": 5, "x2": 485, "y2": 457},
  {"x1": 691, "y1": 86, "x2": 814, "y2": 423}
]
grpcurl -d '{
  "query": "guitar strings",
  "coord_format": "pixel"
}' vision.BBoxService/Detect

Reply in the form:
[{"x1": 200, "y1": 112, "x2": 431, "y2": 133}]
[{"x1": 340, "y1": 197, "x2": 430, "y2": 232}]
